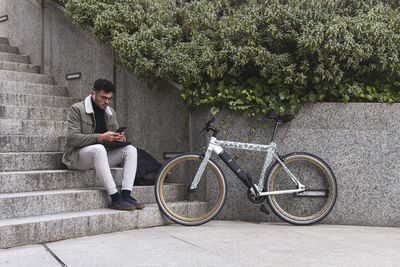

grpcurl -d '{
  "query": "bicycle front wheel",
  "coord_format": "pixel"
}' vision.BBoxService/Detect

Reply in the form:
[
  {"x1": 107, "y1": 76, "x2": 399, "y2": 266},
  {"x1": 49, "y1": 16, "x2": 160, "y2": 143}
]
[
  {"x1": 266, "y1": 152, "x2": 337, "y2": 225},
  {"x1": 155, "y1": 153, "x2": 227, "y2": 226}
]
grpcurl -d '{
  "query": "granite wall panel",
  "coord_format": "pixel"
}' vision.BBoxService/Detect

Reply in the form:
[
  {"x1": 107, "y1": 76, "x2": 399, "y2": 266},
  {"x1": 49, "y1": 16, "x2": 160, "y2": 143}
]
[{"x1": 190, "y1": 103, "x2": 400, "y2": 226}]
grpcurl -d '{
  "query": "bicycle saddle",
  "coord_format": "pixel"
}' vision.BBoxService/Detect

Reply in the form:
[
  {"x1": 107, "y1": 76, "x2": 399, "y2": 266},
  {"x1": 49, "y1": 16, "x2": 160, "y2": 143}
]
[{"x1": 267, "y1": 114, "x2": 295, "y2": 122}]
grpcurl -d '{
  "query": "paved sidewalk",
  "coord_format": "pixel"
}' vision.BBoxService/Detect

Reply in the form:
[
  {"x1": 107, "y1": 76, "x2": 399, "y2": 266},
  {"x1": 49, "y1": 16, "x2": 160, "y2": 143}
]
[{"x1": 1, "y1": 221, "x2": 399, "y2": 266}]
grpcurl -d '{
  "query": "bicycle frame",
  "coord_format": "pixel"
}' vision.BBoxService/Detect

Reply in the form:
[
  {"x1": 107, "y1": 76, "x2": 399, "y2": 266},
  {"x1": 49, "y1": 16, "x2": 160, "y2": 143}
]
[{"x1": 190, "y1": 137, "x2": 306, "y2": 196}]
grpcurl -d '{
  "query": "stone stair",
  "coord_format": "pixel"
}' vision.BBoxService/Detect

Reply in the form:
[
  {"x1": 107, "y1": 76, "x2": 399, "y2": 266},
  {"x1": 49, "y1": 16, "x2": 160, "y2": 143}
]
[{"x1": 0, "y1": 37, "x2": 192, "y2": 248}]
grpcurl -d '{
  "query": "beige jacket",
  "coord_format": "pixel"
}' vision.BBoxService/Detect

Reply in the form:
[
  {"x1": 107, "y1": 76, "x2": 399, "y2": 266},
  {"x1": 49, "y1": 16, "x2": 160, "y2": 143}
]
[{"x1": 62, "y1": 95, "x2": 119, "y2": 167}]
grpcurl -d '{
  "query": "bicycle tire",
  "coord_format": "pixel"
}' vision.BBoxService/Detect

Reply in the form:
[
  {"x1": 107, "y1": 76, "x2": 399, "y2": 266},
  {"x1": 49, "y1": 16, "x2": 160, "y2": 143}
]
[
  {"x1": 155, "y1": 153, "x2": 227, "y2": 226},
  {"x1": 266, "y1": 152, "x2": 337, "y2": 225}
]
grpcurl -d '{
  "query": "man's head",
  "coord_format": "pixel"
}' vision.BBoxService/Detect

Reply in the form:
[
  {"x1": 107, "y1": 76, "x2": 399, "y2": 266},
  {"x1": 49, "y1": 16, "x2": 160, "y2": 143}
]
[{"x1": 91, "y1": 79, "x2": 115, "y2": 110}]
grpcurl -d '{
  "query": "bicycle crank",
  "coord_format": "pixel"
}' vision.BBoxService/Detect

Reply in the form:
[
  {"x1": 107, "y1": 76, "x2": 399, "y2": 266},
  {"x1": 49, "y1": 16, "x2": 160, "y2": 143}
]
[
  {"x1": 259, "y1": 204, "x2": 270, "y2": 215},
  {"x1": 247, "y1": 189, "x2": 266, "y2": 204},
  {"x1": 246, "y1": 190, "x2": 270, "y2": 215}
]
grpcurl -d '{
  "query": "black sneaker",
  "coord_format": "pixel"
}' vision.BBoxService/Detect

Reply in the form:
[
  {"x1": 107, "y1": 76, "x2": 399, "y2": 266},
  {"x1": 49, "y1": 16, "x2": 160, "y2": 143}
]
[
  {"x1": 110, "y1": 198, "x2": 136, "y2": 211},
  {"x1": 122, "y1": 196, "x2": 145, "y2": 209}
]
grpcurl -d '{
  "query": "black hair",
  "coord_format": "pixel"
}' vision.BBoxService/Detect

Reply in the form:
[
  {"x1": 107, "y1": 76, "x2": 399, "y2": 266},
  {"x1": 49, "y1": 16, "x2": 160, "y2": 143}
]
[{"x1": 93, "y1": 79, "x2": 115, "y2": 93}]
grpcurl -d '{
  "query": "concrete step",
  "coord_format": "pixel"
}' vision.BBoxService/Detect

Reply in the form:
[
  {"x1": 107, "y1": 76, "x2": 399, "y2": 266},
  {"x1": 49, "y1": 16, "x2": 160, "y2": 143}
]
[
  {"x1": 0, "y1": 37, "x2": 9, "y2": 45},
  {"x1": 0, "y1": 105, "x2": 68, "y2": 120},
  {"x1": 0, "y1": 119, "x2": 67, "y2": 136},
  {"x1": 0, "y1": 61, "x2": 40, "y2": 73},
  {"x1": 0, "y1": 92, "x2": 78, "y2": 108},
  {"x1": 0, "y1": 43, "x2": 19, "y2": 54},
  {"x1": 0, "y1": 81, "x2": 67, "y2": 96},
  {"x1": 0, "y1": 152, "x2": 64, "y2": 171},
  {"x1": 0, "y1": 169, "x2": 122, "y2": 193},
  {"x1": 1, "y1": 169, "x2": 183, "y2": 201},
  {"x1": 0, "y1": 51, "x2": 30, "y2": 64},
  {"x1": 0, "y1": 69, "x2": 53, "y2": 85},
  {"x1": 0, "y1": 135, "x2": 65, "y2": 152},
  {"x1": 0, "y1": 189, "x2": 105, "y2": 219},
  {"x1": 0, "y1": 185, "x2": 174, "y2": 220},
  {"x1": 0, "y1": 204, "x2": 175, "y2": 248}
]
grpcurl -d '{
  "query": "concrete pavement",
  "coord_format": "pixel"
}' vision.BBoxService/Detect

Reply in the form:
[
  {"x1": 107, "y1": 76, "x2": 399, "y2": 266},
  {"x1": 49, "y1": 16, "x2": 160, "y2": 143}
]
[{"x1": 0, "y1": 220, "x2": 399, "y2": 266}]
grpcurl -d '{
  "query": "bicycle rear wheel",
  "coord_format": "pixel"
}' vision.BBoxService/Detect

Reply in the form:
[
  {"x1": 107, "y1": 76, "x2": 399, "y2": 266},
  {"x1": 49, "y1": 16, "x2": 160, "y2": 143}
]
[
  {"x1": 155, "y1": 153, "x2": 227, "y2": 226},
  {"x1": 266, "y1": 152, "x2": 337, "y2": 225}
]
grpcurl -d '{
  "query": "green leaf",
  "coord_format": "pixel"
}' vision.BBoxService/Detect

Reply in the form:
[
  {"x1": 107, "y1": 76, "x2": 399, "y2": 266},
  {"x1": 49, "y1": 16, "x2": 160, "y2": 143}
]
[{"x1": 210, "y1": 106, "x2": 220, "y2": 115}]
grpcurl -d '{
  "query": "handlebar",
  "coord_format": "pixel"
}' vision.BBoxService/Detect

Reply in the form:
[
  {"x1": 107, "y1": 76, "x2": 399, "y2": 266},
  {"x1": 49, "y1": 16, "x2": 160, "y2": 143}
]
[{"x1": 201, "y1": 117, "x2": 219, "y2": 137}]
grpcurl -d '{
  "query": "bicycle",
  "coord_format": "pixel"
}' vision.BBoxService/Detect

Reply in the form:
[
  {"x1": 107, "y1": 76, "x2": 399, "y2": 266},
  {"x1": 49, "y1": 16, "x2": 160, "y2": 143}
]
[{"x1": 155, "y1": 115, "x2": 337, "y2": 226}]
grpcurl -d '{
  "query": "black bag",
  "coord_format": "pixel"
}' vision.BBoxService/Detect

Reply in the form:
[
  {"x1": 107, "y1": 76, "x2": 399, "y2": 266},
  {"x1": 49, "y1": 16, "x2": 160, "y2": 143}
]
[{"x1": 134, "y1": 148, "x2": 162, "y2": 186}]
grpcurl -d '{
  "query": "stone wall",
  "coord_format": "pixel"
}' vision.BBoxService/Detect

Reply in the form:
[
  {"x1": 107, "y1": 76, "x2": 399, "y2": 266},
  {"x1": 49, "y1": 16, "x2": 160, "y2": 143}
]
[
  {"x1": 1, "y1": 1, "x2": 398, "y2": 227},
  {"x1": 190, "y1": 103, "x2": 400, "y2": 227},
  {"x1": 0, "y1": 0, "x2": 189, "y2": 161}
]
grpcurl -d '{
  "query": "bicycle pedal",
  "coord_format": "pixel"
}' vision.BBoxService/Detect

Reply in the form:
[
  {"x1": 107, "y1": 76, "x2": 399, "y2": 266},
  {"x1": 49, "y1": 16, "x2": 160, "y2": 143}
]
[{"x1": 260, "y1": 204, "x2": 270, "y2": 215}]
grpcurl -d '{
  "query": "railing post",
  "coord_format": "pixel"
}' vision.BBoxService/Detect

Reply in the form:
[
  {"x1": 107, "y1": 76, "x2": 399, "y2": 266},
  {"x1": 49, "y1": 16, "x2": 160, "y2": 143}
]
[
  {"x1": 112, "y1": 49, "x2": 117, "y2": 111},
  {"x1": 40, "y1": 0, "x2": 45, "y2": 74}
]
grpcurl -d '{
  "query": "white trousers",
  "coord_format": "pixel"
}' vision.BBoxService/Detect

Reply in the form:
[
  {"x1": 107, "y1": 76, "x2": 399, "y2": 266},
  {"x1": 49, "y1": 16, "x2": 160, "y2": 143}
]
[{"x1": 68, "y1": 144, "x2": 137, "y2": 195}]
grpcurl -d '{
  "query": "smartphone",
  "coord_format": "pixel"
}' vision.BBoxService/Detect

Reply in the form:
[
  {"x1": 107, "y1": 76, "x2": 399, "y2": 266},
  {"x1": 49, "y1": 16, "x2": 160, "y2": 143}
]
[{"x1": 115, "y1": 126, "x2": 127, "y2": 133}]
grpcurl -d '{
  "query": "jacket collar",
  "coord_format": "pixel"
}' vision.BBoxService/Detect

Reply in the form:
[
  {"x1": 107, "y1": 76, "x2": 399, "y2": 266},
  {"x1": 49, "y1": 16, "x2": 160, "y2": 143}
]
[{"x1": 84, "y1": 95, "x2": 113, "y2": 116}]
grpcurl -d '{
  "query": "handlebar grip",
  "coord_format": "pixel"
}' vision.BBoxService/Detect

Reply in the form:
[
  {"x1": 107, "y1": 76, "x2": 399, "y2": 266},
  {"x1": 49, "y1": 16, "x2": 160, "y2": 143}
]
[{"x1": 205, "y1": 117, "x2": 215, "y2": 126}]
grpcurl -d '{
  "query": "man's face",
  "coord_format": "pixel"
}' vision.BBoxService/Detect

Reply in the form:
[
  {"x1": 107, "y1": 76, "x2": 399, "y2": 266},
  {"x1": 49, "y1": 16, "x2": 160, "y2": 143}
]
[{"x1": 91, "y1": 90, "x2": 113, "y2": 110}]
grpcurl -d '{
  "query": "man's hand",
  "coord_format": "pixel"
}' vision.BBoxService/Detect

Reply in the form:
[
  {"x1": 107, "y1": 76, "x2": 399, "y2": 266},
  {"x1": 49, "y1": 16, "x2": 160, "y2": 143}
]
[{"x1": 98, "y1": 131, "x2": 125, "y2": 142}]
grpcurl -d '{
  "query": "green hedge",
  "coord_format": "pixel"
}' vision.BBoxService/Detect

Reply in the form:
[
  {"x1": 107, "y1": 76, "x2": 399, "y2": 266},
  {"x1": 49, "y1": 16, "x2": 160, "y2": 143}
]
[{"x1": 62, "y1": 0, "x2": 400, "y2": 115}]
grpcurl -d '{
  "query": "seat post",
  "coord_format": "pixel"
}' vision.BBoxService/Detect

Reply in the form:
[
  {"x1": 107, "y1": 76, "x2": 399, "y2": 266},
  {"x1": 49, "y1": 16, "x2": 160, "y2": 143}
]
[{"x1": 270, "y1": 120, "x2": 281, "y2": 143}]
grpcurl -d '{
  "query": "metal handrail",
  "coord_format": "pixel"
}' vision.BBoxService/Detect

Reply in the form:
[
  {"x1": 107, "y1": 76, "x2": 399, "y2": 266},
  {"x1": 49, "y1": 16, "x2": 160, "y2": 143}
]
[{"x1": 51, "y1": 0, "x2": 65, "y2": 7}]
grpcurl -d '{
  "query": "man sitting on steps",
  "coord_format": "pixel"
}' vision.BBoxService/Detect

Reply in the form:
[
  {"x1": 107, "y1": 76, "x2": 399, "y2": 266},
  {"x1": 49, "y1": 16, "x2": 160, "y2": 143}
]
[{"x1": 62, "y1": 79, "x2": 144, "y2": 211}]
